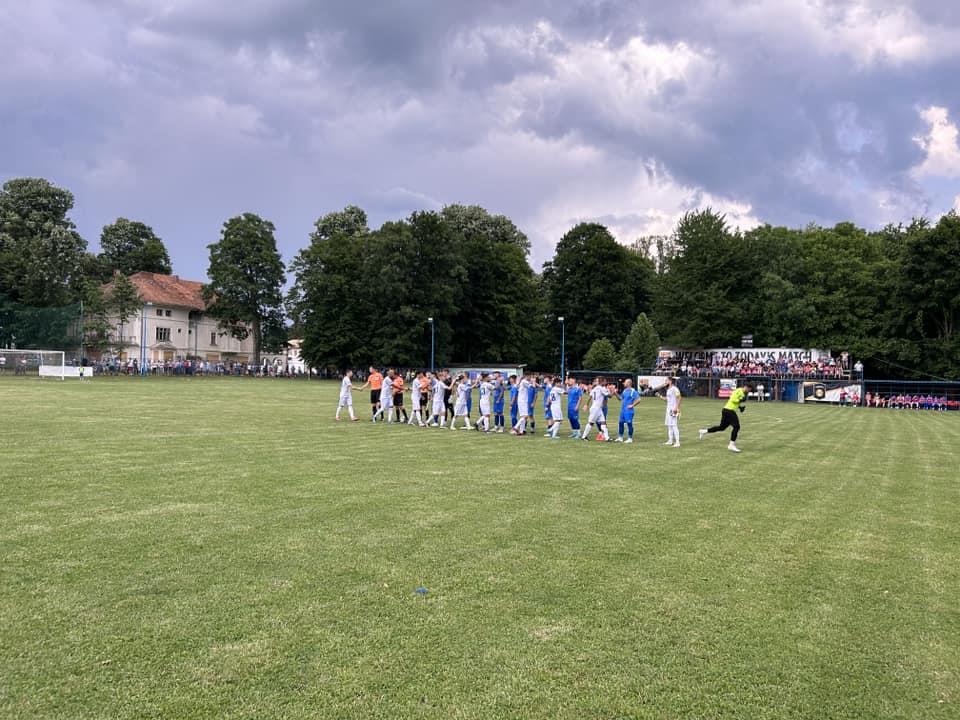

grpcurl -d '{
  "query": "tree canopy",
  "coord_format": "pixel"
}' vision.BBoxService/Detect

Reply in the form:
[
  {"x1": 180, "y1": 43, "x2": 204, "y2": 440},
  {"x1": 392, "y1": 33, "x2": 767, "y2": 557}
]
[
  {"x1": 3, "y1": 174, "x2": 960, "y2": 380},
  {"x1": 203, "y1": 213, "x2": 286, "y2": 366},
  {"x1": 98, "y1": 218, "x2": 172, "y2": 277}
]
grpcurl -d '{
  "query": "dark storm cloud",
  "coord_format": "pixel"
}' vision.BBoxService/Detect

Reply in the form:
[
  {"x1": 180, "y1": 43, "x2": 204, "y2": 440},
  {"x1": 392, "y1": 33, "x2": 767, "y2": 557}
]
[{"x1": 2, "y1": 1, "x2": 959, "y2": 277}]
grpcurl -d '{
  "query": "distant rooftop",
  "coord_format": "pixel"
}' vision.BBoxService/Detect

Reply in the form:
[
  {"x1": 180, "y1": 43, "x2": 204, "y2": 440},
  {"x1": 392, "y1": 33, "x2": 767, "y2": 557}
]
[{"x1": 106, "y1": 271, "x2": 207, "y2": 311}]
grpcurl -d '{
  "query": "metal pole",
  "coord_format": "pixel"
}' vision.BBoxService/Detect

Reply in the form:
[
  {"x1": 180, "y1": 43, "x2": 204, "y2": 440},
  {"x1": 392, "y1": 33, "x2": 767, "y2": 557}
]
[
  {"x1": 140, "y1": 304, "x2": 147, "y2": 375},
  {"x1": 558, "y1": 316, "x2": 565, "y2": 380},
  {"x1": 79, "y1": 299, "x2": 84, "y2": 369},
  {"x1": 428, "y1": 317, "x2": 435, "y2": 372}
]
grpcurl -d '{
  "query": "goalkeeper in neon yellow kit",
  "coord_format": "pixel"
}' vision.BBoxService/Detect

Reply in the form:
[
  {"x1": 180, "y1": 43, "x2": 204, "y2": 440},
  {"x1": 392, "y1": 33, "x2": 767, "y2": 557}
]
[{"x1": 699, "y1": 382, "x2": 753, "y2": 453}]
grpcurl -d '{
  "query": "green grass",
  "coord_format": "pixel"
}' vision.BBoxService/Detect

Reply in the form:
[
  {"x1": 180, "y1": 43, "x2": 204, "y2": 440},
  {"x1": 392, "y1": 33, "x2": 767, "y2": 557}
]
[{"x1": 1, "y1": 376, "x2": 958, "y2": 719}]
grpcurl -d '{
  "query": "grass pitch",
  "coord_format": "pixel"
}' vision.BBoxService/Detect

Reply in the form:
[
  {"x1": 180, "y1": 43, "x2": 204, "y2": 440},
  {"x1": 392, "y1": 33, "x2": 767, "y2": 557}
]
[{"x1": 1, "y1": 376, "x2": 958, "y2": 719}]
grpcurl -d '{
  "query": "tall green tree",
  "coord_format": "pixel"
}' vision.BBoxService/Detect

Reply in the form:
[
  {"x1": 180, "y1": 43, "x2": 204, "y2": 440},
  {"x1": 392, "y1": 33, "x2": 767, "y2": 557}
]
[
  {"x1": 80, "y1": 280, "x2": 112, "y2": 358},
  {"x1": 98, "y1": 218, "x2": 172, "y2": 277},
  {"x1": 287, "y1": 206, "x2": 372, "y2": 336},
  {"x1": 582, "y1": 337, "x2": 617, "y2": 370},
  {"x1": 289, "y1": 207, "x2": 378, "y2": 369},
  {"x1": 311, "y1": 205, "x2": 370, "y2": 243},
  {"x1": 901, "y1": 212, "x2": 960, "y2": 376},
  {"x1": 203, "y1": 213, "x2": 286, "y2": 365},
  {"x1": 653, "y1": 209, "x2": 748, "y2": 347},
  {"x1": 441, "y1": 205, "x2": 543, "y2": 363},
  {"x1": 542, "y1": 223, "x2": 654, "y2": 367},
  {"x1": 370, "y1": 212, "x2": 465, "y2": 367},
  {"x1": 0, "y1": 177, "x2": 88, "y2": 308},
  {"x1": 293, "y1": 232, "x2": 376, "y2": 370},
  {"x1": 616, "y1": 312, "x2": 661, "y2": 371},
  {"x1": 107, "y1": 272, "x2": 144, "y2": 353}
]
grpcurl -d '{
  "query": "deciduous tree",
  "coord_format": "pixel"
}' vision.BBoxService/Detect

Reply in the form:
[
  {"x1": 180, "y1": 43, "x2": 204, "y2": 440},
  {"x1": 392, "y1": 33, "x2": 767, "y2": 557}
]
[{"x1": 203, "y1": 213, "x2": 286, "y2": 366}]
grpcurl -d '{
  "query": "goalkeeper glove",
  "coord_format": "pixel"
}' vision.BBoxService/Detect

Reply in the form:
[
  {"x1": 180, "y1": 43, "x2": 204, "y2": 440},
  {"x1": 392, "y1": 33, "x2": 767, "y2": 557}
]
[{"x1": 739, "y1": 405, "x2": 745, "y2": 413}]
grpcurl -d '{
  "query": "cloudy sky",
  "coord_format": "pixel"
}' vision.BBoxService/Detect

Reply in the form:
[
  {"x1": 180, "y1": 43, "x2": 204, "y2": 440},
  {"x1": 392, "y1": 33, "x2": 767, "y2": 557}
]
[{"x1": 3, "y1": 1, "x2": 960, "y2": 279}]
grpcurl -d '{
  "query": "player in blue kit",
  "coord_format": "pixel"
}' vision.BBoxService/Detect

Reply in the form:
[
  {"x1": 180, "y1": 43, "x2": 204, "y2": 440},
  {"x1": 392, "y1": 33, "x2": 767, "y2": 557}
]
[
  {"x1": 466, "y1": 376, "x2": 474, "y2": 423},
  {"x1": 543, "y1": 380, "x2": 552, "y2": 424},
  {"x1": 566, "y1": 377, "x2": 584, "y2": 438},
  {"x1": 509, "y1": 375, "x2": 519, "y2": 428},
  {"x1": 615, "y1": 378, "x2": 642, "y2": 443},
  {"x1": 492, "y1": 372, "x2": 506, "y2": 433},
  {"x1": 527, "y1": 379, "x2": 538, "y2": 434}
]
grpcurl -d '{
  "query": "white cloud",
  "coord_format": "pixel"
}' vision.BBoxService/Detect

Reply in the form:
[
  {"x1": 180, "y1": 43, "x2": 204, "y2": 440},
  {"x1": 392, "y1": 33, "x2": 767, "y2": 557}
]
[
  {"x1": 531, "y1": 162, "x2": 760, "y2": 256},
  {"x1": 912, "y1": 105, "x2": 960, "y2": 179},
  {"x1": 707, "y1": 0, "x2": 960, "y2": 69}
]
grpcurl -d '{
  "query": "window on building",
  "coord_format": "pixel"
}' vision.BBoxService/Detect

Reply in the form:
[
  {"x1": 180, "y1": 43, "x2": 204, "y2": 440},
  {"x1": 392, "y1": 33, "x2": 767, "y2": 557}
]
[
  {"x1": 165, "y1": 310, "x2": 172, "y2": 317},
  {"x1": 156, "y1": 327, "x2": 171, "y2": 342},
  {"x1": 156, "y1": 308, "x2": 163, "y2": 316},
  {"x1": 210, "y1": 332, "x2": 218, "y2": 346}
]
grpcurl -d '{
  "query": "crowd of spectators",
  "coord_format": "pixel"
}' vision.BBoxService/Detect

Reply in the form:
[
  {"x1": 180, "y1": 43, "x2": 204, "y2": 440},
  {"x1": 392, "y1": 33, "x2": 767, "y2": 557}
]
[
  {"x1": 655, "y1": 355, "x2": 849, "y2": 379},
  {"x1": 865, "y1": 393, "x2": 956, "y2": 411},
  {"x1": 88, "y1": 358, "x2": 318, "y2": 378}
]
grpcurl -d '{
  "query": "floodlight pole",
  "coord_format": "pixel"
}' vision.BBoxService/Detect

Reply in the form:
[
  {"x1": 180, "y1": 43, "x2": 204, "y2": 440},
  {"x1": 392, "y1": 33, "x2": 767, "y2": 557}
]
[
  {"x1": 140, "y1": 303, "x2": 152, "y2": 376},
  {"x1": 79, "y1": 299, "x2": 84, "y2": 369},
  {"x1": 558, "y1": 316, "x2": 565, "y2": 380},
  {"x1": 428, "y1": 317, "x2": 435, "y2": 372}
]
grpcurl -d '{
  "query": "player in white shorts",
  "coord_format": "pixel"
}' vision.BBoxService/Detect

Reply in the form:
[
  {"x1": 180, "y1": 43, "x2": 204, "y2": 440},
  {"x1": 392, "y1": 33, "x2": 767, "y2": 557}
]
[
  {"x1": 477, "y1": 373, "x2": 494, "y2": 433},
  {"x1": 660, "y1": 376, "x2": 682, "y2": 447},
  {"x1": 581, "y1": 377, "x2": 611, "y2": 442},
  {"x1": 450, "y1": 375, "x2": 473, "y2": 430},
  {"x1": 373, "y1": 368, "x2": 396, "y2": 423},
  {"x1": 408, "y1": 372, "x2": 427, "y2": 426},
  {"x1": 511, "y1": 374, "x2": 532, "y2": 435},
  {"x1": 428, "y1": 373, "x2": 449, "y2": 426},
  {"x1": 450, "y1": 374, "x2": 473, "y2": 430},
  {"x1": 545, "y1": 377, "x2": 564, "y2": 438},
  {"x1": 335, "y1": 369, "x2": 358, "y2": 421}
]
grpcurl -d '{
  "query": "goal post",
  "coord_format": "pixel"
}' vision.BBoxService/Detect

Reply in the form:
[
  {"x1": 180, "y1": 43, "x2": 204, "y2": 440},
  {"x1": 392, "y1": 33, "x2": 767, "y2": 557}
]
[{"x1": 0, "y1": 349, "x2": 68, "y2": 379}]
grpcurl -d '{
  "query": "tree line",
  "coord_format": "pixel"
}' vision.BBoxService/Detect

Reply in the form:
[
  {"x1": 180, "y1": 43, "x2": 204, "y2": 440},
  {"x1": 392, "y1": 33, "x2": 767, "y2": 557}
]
[{"x1": 1, "y1": 176, "x2": 958, "y2": 377}]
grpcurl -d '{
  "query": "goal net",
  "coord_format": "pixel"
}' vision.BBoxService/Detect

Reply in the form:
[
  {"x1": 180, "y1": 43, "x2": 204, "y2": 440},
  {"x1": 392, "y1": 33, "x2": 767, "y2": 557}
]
[{"x1": 0, "y1": 349, "x2": 68, "y2": 379}]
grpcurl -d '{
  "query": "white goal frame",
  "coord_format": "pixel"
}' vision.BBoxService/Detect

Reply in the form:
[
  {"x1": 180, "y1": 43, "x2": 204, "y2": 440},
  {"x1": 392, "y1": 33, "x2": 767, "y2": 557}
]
[{"x1": 0, "y1": 349, "x2": 68, "y2": 379}]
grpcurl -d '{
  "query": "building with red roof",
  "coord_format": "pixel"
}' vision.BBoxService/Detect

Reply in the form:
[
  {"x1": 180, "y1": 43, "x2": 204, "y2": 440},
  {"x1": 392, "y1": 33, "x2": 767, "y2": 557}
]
[{"x1": 102, "y1": 272, "x2": 255, "y2": 366}]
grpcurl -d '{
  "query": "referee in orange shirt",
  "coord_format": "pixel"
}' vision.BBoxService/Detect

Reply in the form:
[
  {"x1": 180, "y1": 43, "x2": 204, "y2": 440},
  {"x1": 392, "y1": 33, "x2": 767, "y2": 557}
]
[{"x1": 359, "y1": 366, "x2": 384, "y2": 422}]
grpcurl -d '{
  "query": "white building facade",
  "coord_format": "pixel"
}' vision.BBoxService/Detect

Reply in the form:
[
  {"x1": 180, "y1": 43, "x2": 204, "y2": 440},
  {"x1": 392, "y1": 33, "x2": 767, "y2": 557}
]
[{"x1": 105, "y1": 272, "x2": 255, "y2": 365}]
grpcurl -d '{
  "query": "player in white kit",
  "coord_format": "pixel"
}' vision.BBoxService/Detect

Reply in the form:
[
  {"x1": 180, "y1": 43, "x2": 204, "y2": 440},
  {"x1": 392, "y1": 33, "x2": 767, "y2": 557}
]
[
  {"x1": 511, "y1": 375, "x2": 532, "y2": 435},
  {"x1": 373, "y1": 369, "x2": 396, "y2": 423},
  {"x1": 581, "y1": 377, "x2": 611, "y2": 442},
  {"x1": 428, "y1": 374, "x2": 449, "y2": 426},
  {"x1": 544, "y1": 377, "x2": 565, "y2": 438},
  {"x1": 408, "y1": 372, "x2": 427, "y2": 427},
  {"x1": 335, "y1": 370, "x2": 358, "y2": 421},
  {"x1": 450, "y1": 374, "x2": 473, "y2": 430},
  {"x1": 660, "y1": 377, "x2": 682, "y2": 447},
  {"x1": 477, "y1": 373, "x2": 494, "y2": 433}
]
